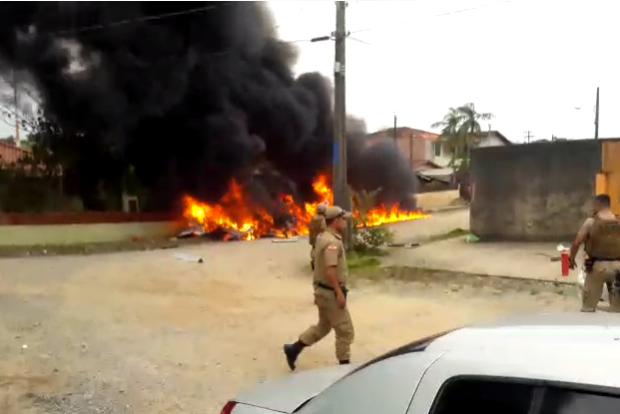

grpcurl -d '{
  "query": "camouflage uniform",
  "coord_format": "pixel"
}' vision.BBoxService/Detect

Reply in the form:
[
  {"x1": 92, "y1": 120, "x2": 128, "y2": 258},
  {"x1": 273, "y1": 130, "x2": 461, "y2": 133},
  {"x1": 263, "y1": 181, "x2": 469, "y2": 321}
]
[{"x1": 579, "y1": 211, "x2": 620, "y2": 312}]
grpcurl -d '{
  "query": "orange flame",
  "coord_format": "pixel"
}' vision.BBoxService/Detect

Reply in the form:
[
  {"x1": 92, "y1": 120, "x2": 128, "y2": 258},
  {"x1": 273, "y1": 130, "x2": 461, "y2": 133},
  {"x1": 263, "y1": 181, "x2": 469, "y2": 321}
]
[{"x1": 183, "y1": 174, "x2": 428, "y2": 240}]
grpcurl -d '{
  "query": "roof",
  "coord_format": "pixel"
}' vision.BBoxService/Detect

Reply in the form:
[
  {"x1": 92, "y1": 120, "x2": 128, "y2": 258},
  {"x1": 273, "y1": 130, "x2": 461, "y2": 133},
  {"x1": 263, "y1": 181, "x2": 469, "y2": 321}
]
[
  {"x1": 368, "y1": 127, "x2": 439, "y2": 142},
  {"x1": 418, "y1": 167, "x2": 454, "y2": 177},
  {"x1": 475, "y1": 130, "x2": 512, "y2": 145},
  {"x1": 0, "y1": 141, "x2": 30, "y2": 166},
  {"x1": 412, "y1": 160, "x2": 442, "y2": 171}
]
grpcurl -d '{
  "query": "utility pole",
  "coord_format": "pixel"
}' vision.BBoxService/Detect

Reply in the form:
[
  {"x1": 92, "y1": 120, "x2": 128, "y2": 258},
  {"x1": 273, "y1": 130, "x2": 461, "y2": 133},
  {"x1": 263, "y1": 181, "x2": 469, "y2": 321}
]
[
  {"x1": 524, "y1": 130, "x2": 533, "y2": 144},
  {"x1": 594, "y1": 86, "x2": 599, "y2": 139},
  {"x1": 12, "y1": 69, "x2": 20, "y2": 144},
  {"x1": 393, "y1": 114, "x2": 397, "y2": 140},
  {"x1": 333, "y1": 1, "x2": 351, "y2": 248}
]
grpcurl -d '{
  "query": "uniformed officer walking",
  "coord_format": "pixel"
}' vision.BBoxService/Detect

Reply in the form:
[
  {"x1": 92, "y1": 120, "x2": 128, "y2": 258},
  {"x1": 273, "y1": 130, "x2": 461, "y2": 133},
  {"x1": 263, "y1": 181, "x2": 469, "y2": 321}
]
[
  {"x1": 284, "y1": 206, "x2": 354, "y2": 370},
  {"x1": 308, "y1": 203, "x2": 327, "y2": 270},
  {"x1": 569, "y1": 194, "x2": 620, "y2": 312}
]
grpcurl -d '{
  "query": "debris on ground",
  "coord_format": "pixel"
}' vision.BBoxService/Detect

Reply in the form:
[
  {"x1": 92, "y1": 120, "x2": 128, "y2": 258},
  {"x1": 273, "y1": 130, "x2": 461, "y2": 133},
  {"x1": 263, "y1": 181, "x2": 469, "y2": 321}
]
[
  {"x1": 174, "y1": 253, "x2": 204, "y2": 263},
  {"x1": 465, "y1": 233, "x2": 480, "y2": 243},
  {"x1": 387, "y1": 242, "x2": 420, "y2": 248},
  {"x1": 534, "y1": 252, "x2": 561, "y2": 262},
  {"x1": 177, "y1": 226, "x2": 206, "y2": 239},
  {"x1": 271, "y1": 237, "x2": 299, "y2": 243}
]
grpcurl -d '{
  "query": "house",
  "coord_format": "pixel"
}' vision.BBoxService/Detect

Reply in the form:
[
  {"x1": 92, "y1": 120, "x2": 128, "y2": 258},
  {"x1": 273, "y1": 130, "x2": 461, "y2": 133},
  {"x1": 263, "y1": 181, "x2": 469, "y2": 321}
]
[
  {"x1": 432, "y1": 130, "x2": 511, "y2": 167},
  {"x1": 367, "y1": 127, "x2": 458, "y2": 192},
  {"x1": 367, "y1": 127, "x2": 440, "y2": 171},
  {"x1": 0, "y1": 139, "x2": 30, "y2": 168}
]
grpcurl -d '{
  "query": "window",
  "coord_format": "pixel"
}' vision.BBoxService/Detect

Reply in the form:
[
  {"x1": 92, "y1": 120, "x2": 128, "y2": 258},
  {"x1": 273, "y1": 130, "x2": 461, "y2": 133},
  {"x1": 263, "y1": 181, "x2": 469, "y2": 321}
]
[
  {"x1": 540, "y1": 387, "x2": 620, "y2": 414},
  {"x1": 434, "y1": 142, "x2": 442, "y2": 157},
  {"x1": 431, "y1": 378, "x2": 620, "y2": 414},
  {"x1": 432, "y1": 378, "x2": 535, "y2": 414}
]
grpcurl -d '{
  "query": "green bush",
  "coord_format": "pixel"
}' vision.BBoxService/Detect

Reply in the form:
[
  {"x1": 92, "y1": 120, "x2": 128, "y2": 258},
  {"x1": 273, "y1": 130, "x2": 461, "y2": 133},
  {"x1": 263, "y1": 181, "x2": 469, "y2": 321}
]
[{"x1": 353, "y1": 225, "x2": 394, "y2": 252}]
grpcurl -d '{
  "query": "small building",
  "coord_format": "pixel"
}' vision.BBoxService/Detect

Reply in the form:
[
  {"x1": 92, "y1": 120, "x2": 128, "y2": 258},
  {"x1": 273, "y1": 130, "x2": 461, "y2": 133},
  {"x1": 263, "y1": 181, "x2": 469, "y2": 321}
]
[
  {"x1": 367, "y1": 127, "x2": 439, "y2": 172},
  {"x1": 0, "y1": 140, "x2": 30, "y2": 168},
  {"x1": 433, "y1": 130, "x2": 512, "y2": 167}
]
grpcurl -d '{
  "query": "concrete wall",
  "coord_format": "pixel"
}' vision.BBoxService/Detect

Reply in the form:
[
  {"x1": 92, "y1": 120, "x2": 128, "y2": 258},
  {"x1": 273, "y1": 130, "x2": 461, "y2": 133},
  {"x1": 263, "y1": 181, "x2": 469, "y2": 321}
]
[{"x1": 471, "y1": 140, "x2": 602, "y2": 241}]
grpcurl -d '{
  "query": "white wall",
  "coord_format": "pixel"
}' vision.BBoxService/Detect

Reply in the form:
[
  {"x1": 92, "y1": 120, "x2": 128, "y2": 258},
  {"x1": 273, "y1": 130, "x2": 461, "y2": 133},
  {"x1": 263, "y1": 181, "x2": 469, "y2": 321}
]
[
  {"x1": 477, "y1": 134, "x2": 507, "y2": 148},
  {"x1": 432, "y1": 142, "x2": 451, "y2": 167},
  {"x1": 0, "y1": 221, "x2": 182, "y2": 246}
]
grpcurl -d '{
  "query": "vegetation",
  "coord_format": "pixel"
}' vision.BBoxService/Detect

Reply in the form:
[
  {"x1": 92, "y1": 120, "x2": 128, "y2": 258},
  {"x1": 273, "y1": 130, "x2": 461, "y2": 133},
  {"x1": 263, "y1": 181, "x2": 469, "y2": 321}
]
[
  {"x1": 432, "y1": 103, "x2": 493, "y2": 169},
  {"x1": 350, "y1": 188, "x2": 395, "y2": 254},
  {"x1": 347, "y1": 252, "x2": 382, "y2": 270}
]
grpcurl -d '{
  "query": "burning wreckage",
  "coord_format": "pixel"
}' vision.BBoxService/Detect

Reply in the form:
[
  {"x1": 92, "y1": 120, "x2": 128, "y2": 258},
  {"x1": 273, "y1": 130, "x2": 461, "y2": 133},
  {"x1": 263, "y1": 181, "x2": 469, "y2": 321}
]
[
  {"x1": 180, "y1": 174, "x2": 428, "y2": 241},
  {"x1": 0, "y1": 2, "x2": 428, "y2": 238}
]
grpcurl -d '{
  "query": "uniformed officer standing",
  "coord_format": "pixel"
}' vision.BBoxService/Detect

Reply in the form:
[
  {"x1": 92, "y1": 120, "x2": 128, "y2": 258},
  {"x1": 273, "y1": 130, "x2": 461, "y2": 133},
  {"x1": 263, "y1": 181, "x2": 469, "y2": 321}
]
[
  {"x1": 284, "y1": 206, "x2": 354, "y2": 370},
  {"x1": 308, "y1": 203, "x2": 327, "y2": 270},
  {"x1": 570, "y1": 194, "x2": 620, "y2": 312}
]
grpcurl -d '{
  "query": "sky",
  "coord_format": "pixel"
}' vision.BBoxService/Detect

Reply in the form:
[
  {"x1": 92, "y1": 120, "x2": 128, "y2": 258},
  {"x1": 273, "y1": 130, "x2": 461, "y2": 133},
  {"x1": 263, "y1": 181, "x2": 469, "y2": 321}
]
[
  {"x1": 2, "y1": 0, "x2": 619, "y2": 144},
  {"x1": 269, "y1": 0, "x2": 620, "y2": 143}
]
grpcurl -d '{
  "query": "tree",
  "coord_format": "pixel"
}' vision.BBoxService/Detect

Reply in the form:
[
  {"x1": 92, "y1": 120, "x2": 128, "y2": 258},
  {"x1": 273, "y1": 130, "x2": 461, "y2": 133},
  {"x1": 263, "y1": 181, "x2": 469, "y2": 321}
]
[
  {"x1": 432, "y1": 103, "x2": 493, "y2": 169},
  {"x1": 431, "y1": 107, "x2": 463, "y2": 168}
]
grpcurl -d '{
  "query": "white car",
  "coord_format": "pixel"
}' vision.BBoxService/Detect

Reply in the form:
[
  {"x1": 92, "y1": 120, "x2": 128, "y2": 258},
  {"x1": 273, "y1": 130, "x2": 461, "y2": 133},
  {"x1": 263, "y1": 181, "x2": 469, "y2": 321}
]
[{"x1": 221, "y1": 313, "x2": 620, "y2": 414}]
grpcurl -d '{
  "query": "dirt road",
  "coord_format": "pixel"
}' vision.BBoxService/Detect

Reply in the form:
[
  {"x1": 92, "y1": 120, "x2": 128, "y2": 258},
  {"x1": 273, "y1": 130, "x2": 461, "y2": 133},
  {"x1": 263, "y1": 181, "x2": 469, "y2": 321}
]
[{"x1": 0, "y1": 235, "x2": 576, "y2": 413}]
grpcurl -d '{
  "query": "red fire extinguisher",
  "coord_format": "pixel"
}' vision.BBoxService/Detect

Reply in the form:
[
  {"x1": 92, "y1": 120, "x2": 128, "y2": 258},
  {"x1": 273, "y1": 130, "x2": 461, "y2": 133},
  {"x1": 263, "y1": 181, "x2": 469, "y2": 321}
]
[{"x1": 561, "y1": 249, "x2": 570, "y2": 277}]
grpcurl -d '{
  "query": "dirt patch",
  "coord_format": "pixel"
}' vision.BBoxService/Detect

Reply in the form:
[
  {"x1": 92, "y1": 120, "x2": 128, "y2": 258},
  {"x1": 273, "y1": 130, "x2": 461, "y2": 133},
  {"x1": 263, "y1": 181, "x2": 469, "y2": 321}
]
[{"x1": 0, "y1": 240, "x2": 578, "y2": 413}]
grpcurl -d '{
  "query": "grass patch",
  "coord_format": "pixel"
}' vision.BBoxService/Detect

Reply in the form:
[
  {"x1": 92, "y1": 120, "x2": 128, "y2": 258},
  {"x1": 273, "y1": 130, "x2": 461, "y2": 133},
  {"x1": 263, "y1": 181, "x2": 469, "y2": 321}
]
[
  {"x1": 348, "y1": 255, "x2": 381, "y2": 270},
  {"x1": 347, "y1": 248, "x2": 388, "y2": 270}
]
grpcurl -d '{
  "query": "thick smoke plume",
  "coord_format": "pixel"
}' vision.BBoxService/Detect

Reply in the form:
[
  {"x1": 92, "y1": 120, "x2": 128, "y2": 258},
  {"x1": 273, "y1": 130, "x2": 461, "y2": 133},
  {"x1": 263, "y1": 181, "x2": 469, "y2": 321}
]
[{"x1": 0, "y1": 2, "x2": 416, "y2": 211}]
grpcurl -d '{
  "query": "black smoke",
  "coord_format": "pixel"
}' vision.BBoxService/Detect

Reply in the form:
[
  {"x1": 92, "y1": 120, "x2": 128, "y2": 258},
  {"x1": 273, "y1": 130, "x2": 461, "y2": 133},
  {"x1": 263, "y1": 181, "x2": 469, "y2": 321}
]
[{"x1": 0, "y1": 2, "x2": 416, "y2": 211}]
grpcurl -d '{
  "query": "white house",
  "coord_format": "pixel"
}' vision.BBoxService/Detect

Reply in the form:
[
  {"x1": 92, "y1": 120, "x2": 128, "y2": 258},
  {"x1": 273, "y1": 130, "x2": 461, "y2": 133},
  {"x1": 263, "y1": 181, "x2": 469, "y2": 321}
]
[{"x1": 432, "y1": 130, "x2": 511, "y2": 167}]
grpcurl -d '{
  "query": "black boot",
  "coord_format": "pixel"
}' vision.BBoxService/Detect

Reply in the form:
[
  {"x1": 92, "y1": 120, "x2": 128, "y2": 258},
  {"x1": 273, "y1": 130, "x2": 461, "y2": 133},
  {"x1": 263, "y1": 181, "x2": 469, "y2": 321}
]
[
  {"x1": 283, "y1": 341, "x2": 305, "y2": 371},
  {"x1": 339, "y1": 359, "x2": 350, "y2": 365}
]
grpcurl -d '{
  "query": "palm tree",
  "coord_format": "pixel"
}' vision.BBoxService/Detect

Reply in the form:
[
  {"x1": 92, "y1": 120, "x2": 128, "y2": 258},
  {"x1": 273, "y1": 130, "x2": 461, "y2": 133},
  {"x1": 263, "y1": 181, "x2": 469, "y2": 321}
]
[
  {"x1": 431, "y1": 107, "x2": 464, "y2": 167},
  {"x1": 433, "y1": 103, "x2": 493, "y2": 169}
]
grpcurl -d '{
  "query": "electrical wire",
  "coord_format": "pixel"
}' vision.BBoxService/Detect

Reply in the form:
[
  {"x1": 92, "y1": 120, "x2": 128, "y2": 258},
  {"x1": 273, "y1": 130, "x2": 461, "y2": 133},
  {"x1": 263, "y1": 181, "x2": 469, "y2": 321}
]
[{"x1": 49, "y1": 3, "x2": 235, "y2": 36}]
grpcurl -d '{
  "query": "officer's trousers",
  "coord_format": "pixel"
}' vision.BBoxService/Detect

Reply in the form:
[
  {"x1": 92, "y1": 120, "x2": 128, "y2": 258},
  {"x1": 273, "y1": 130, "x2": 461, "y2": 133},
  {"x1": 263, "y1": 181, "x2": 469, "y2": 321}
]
[
  {"x1": 582, "y1": 261, "x2": 620, "y2": 312},
  {"x1": 299, "y1": 291, "x2": 354, "y2": 361}
]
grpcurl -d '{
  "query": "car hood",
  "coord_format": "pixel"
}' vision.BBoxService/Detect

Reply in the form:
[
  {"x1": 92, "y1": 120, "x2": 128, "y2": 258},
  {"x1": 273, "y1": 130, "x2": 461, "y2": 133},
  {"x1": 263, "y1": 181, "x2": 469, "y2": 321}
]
[{"x1": 235, "y1": 365, "x2": 356, "y2": 413}]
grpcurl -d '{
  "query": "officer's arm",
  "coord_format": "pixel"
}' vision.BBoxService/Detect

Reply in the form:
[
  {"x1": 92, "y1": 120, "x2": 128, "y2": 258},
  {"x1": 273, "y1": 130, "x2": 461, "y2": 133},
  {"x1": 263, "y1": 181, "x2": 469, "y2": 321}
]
[
  {"x1": 325, "y1": 267, "x2": 343, "y2": 295},
  {"x1": 569, "y1": 219, "x2": 591, "y2": 265},
  {"x1": 324, "y1": 244, "x2": 344, "y2": 297}
]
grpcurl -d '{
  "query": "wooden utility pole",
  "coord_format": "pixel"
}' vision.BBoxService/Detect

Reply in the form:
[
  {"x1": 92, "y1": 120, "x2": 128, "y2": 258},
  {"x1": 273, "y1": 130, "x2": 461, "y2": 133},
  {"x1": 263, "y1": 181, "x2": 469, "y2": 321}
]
[
  {"x1": 393, "y1": 114, "x2": 397, "y2": 140},
  {"x1": 333, "y1": 1, "x2": 351, "y2": 247},
  {"x1": 12, "y1": 69, "x2": 20, "y2": 144},
  {"x1": 594, "y1": 86, "x2": 600, "y2": 139}
]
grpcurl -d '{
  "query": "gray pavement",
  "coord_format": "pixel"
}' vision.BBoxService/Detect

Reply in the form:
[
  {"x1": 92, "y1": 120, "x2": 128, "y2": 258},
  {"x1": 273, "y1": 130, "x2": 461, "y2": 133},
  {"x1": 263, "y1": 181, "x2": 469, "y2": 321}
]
[{"x1": 385, "y1": 209, "x2": 577, "y2": 284}]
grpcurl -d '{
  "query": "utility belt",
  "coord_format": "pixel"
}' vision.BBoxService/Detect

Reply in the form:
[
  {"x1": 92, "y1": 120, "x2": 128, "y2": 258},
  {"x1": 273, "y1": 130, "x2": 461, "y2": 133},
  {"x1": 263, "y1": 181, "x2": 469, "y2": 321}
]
[
  {"x1": 585, "y1": 257, "x2": 620, "y2": 273},
  {"x1": 315, "y1": 281, "x2": 348, "y2": 297}
]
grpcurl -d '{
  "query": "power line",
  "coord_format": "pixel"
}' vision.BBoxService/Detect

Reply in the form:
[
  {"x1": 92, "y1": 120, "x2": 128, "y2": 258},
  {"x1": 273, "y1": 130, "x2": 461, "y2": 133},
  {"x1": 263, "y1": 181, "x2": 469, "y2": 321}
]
[{"x1": 49, "y1": 3, "x2": 235, "y2": 37}]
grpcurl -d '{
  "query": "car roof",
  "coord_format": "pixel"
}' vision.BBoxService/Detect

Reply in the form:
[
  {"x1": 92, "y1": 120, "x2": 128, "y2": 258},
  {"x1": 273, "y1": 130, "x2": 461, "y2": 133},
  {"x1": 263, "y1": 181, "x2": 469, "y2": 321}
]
[
  {"x1": 427, "y1": 312, "x2": 620, "y2": 352},
  {"x1": 406, "y1": 312, "x2": 620, "y2": 389}
]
